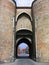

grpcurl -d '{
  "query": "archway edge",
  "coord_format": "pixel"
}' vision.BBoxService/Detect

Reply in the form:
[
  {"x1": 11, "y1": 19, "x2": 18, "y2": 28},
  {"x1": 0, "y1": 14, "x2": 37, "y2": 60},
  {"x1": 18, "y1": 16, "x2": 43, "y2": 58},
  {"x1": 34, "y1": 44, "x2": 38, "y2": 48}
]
[
  {"x1": 16, "y1": 37, "x2": 32, "y2": 46},
  {"x1": 16, "y1": 38, "x2": 33, "y2": 58},
  {"x1": 16, "y1": 12, "x2": 32, "y2": 23},
  {"x1": 15, "y1": 36, "x2": 36, "y2": 60}
]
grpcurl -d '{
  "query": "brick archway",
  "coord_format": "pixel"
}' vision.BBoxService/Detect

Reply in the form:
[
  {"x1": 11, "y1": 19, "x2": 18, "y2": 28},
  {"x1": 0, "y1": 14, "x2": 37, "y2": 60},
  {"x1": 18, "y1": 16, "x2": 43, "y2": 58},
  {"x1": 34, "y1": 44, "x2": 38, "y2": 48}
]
[
  {"x1": 16, "y1": 12, "x2": 32, "y2": 32},
  {"x1": 15, "y1": 12, "x2": 36, "y2": 61},
  {"x1": 16, "y1": 38, "x2": 32, "y2": 58},
  {"x1": 14, "y1": 29, "x2": 36, "y2": 61}
]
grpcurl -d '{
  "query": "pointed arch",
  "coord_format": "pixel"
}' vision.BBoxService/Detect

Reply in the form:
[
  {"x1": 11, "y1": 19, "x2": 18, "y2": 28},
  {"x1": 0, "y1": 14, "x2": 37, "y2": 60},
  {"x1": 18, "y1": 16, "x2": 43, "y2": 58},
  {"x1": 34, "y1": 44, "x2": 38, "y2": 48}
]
[
  {"x1": 17, "y1": 12, "x2": 31, "y2": 22},
  {"x1": 16, "y1": 12, "x2": 33, "y2": 31}
]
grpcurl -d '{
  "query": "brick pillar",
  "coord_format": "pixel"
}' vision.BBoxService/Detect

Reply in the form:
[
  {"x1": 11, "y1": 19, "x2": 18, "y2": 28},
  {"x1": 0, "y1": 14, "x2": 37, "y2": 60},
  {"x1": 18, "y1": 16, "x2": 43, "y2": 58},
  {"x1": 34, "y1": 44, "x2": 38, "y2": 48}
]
[
  {"x1": 32, "y1": 0, "x2": 49, "y2": 62},
  {"x1": 0, "y1": 0, "x2": 16, "y2": 62}
]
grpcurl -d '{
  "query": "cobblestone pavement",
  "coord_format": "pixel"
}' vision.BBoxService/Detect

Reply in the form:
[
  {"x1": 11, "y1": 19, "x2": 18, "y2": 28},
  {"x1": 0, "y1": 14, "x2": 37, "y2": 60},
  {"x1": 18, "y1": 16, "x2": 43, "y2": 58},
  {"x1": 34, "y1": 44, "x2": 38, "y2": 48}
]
[{"x1": 0, "y1": 59, "x2": 49, "y2": 65}]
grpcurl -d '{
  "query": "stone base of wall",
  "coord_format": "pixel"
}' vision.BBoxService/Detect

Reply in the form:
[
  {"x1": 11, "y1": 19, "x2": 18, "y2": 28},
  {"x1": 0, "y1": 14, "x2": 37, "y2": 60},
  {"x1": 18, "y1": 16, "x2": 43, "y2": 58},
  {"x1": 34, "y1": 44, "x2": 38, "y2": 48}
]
[
  {"x1": 0, "y1": 0, "x2": 16, "y2": 63},
  {"x1": 0, "y1": 57, "x2": 15, "y2": 63}
]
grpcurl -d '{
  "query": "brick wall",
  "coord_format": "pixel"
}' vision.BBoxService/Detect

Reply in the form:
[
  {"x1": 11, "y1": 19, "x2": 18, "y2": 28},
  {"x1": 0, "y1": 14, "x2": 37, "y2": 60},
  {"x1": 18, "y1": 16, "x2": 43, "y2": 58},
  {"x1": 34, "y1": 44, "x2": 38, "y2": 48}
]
[
  {"x1": 1, "y1": 0, "x2": 49, "y2": 63},
  {"x1": 32, "y1": 0, "x2": 49, "y2": 62},
  {"x1": 0, "y1": 0, "x2": 16, "y2": 62}
]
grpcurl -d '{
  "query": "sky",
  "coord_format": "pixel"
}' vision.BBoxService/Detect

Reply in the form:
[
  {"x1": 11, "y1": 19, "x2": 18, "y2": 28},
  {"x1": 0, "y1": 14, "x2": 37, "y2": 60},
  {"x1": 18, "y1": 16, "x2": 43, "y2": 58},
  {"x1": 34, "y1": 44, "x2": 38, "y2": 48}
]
[
  {"x1": 15, "y1": 0, "x2": 34, "y2": 7},
  {"x1": 19, "y1": 43, "x2": 28, "y2": 49}
]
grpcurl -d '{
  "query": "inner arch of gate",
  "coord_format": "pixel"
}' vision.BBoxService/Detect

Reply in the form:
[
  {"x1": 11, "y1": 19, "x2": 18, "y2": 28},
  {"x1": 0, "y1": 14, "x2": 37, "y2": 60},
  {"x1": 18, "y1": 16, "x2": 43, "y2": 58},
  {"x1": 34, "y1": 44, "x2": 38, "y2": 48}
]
[
  {"x1": 16, "y1": 38, "x2": 32, "y2": 58},
  {"x1": 15, "y1": 12, "x2": 36, "y2": 61}
]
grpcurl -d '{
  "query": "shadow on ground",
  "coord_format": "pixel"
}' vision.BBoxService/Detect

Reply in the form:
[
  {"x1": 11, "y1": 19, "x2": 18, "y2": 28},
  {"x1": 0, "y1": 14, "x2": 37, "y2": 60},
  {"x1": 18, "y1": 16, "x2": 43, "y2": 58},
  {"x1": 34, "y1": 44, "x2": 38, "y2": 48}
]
[{"x1": 0, "y1": 59, "x2": 49, "y2": 65}]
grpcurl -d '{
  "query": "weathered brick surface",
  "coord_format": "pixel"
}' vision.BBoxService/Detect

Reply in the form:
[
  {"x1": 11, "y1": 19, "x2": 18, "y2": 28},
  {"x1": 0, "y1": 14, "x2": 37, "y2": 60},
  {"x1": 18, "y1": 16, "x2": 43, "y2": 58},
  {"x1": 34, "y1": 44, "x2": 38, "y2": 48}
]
[
  {"x1": 16, "y1": 9, "x2": 32, "y2": 31},
  {"x1": 0, "y1": 0, "x2": 16, "y2": 62},
  {"x1": 16, "y1": 16, "x2": 32, "y2": 31},
  {"x1": 32, "y1": 0, "x2": 49, "y2": 62},
  {"x1": 1, "y1": 0, "x2": 49, "y2": 63}
]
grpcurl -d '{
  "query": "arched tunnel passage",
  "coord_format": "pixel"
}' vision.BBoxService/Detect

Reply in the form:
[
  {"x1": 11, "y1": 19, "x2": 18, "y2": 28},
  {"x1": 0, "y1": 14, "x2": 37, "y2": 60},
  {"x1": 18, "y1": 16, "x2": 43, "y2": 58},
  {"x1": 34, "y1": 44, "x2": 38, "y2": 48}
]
[
  {"x1": 14, "y1": 29, "x2": 36, "y2": 61},
  {"x1": 15, "y1": 38, "x2": 33, "y2": 59},
  {"x1": 17, "y1": 42, "x2": 29, "y2": 58},
  {"x1": 15, "y1": 12, "x2": 36, "y2": 61}
]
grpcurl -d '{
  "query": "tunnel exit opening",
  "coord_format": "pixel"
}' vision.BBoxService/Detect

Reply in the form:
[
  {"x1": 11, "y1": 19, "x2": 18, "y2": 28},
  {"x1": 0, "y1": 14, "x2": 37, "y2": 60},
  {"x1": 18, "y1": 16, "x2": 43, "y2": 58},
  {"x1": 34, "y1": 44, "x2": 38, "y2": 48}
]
[
  {"x1": 17, "y1": 42, "x2": 29, "y2": 58},
  {"x1": 15, "y1": 38, "x2": 33, "y2": 59}
]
